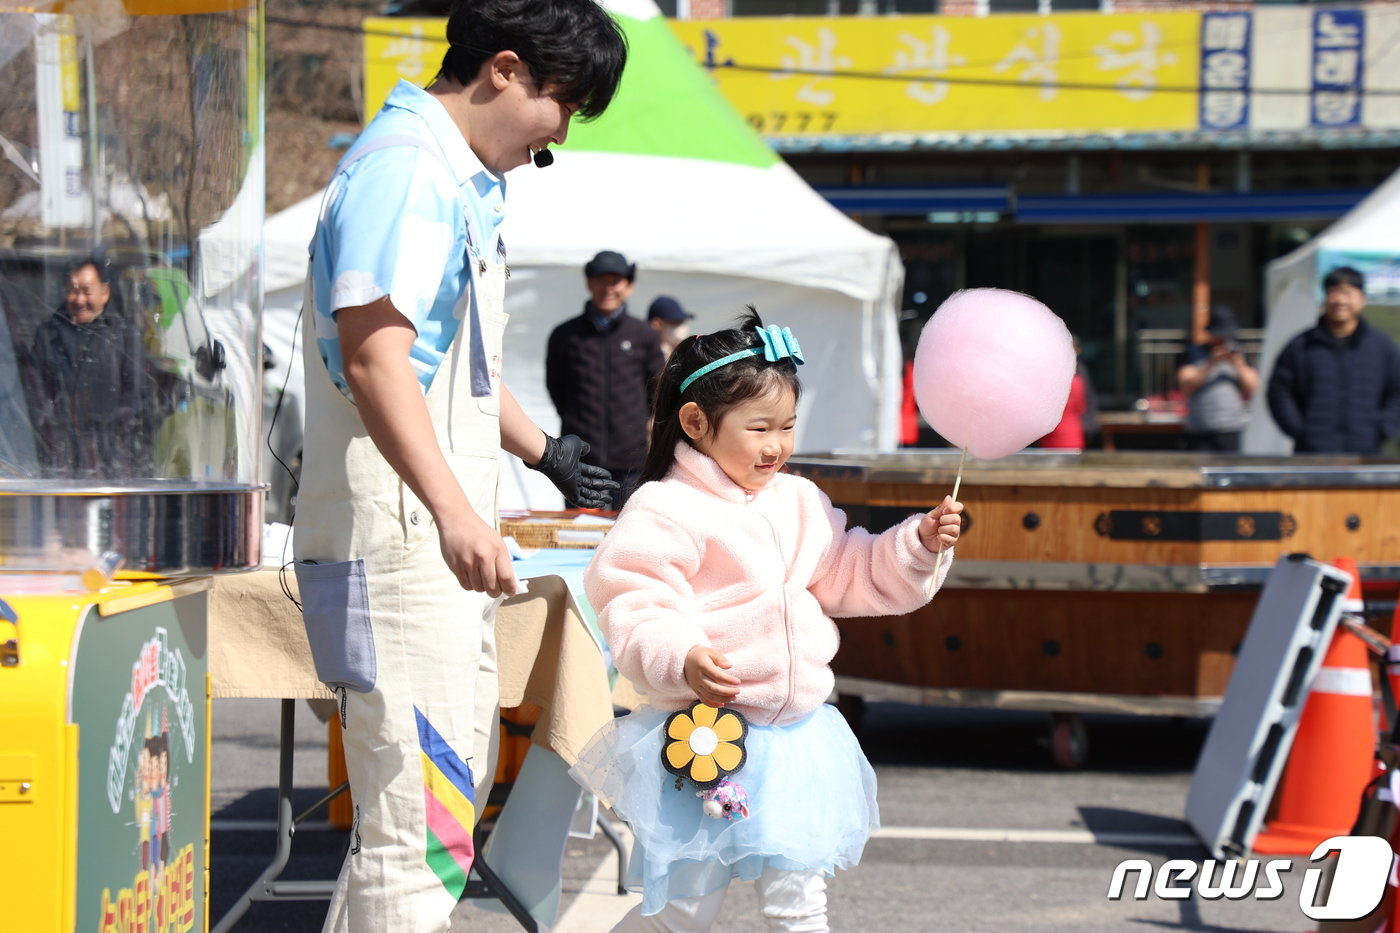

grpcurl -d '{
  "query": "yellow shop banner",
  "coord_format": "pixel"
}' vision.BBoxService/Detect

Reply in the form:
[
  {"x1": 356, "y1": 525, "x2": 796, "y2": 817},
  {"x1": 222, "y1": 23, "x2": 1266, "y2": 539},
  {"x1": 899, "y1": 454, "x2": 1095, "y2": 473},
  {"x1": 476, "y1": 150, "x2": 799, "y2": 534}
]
[
  {"x1": 363, "y1": 17, "x2": 447, "y2": 119},
  {"x1": 668, "y1": 13, "x2": 1202, "y2": 137}
]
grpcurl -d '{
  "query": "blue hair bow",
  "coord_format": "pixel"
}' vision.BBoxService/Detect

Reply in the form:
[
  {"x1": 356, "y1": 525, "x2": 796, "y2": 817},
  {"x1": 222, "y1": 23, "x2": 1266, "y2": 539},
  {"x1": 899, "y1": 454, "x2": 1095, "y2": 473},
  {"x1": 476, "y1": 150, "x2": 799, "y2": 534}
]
[
  {"x1": 757, "y1": 325, "x2": 805, "y2": 365},
  {"x1": 678, "y1": 324, "x2": 806, "y2": 394}
]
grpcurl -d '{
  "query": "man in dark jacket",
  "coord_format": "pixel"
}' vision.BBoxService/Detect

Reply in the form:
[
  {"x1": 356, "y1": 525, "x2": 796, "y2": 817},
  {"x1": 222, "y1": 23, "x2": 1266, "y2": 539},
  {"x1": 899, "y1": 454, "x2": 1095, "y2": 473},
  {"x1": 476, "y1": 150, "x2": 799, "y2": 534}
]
[
  {"x1": 27, "y1": 257, "x2": 150, "y2": 477},
  {"x1": 1266, "y1": 266, "x2": 1400, "y2": 454},
  {"x1": 545, "y1": 250, "x2": 665, "y2": 509}
]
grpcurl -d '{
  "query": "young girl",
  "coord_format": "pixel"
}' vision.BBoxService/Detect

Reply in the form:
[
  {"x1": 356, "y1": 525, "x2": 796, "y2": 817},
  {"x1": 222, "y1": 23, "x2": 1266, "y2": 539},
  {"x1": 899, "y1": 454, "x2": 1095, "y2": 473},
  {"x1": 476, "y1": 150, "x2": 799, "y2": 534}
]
[{"x1": 571, "y1": 311, "x2": 962, "y2": 932}]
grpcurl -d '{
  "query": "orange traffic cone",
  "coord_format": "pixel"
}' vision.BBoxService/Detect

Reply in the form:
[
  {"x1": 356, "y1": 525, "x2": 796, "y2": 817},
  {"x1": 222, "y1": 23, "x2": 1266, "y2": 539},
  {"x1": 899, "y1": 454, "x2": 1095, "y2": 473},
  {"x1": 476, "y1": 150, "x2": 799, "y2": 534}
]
[{"x1": 1253, "y1": 558, "x2": 1377, "y2": 855}]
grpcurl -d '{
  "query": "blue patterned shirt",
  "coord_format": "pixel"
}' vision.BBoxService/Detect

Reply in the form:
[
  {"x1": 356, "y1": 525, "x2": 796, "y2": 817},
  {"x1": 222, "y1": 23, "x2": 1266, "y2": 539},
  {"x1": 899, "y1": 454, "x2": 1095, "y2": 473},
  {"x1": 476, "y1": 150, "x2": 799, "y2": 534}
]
[{"x1": 308, "y1": 81, "x2": 505, "y2": 398}]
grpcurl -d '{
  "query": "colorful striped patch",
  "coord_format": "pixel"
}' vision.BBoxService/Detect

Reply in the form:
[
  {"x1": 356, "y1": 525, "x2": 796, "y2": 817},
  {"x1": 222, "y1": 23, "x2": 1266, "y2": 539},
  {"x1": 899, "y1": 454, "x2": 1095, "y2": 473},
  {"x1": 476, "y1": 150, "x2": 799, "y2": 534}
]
[{"x1": 415, "y1": 707, "x2": 477, "y2": 897}]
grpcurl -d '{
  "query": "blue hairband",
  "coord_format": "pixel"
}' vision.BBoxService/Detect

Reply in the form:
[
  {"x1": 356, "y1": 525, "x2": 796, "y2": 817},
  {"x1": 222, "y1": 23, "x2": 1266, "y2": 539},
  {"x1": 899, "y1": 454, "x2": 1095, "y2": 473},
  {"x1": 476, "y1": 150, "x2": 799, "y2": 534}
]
[{"x1": 679, "y1": 325, "x2": 805, "y2": 394}]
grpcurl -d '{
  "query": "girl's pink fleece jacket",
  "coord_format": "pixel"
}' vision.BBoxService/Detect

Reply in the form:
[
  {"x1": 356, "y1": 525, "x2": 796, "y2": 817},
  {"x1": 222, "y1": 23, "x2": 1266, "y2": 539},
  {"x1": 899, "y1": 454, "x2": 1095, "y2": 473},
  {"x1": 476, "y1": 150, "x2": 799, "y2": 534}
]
[{"x1": 584, "y1": 442, "x2": 954, "y2": 727}]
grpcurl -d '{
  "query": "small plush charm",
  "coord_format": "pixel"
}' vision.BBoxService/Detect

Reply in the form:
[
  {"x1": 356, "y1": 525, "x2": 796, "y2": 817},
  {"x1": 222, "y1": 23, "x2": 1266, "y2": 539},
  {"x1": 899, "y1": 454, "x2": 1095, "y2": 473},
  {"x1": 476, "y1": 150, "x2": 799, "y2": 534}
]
[
  {"x1": 698, "y1": 779, "x2": 750, "y2": 821},
  {"x1": 662, "y1": 701, "x2": 748, "y2": 788}
]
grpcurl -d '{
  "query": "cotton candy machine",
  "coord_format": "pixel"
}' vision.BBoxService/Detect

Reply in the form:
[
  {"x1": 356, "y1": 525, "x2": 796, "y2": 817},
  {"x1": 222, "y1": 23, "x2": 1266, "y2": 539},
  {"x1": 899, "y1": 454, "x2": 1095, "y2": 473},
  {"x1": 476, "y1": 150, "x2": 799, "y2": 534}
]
[{"x1": 0, "y1": 0, "x2": 263, "y2": 926}]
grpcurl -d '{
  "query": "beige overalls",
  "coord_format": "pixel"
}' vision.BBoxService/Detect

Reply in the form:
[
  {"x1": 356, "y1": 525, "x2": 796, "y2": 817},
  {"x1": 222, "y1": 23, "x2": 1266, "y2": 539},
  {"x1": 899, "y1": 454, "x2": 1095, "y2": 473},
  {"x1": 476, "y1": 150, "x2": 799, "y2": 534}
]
[{"x1": 295, "y1": 176, "x2": 508, "y2": 931}]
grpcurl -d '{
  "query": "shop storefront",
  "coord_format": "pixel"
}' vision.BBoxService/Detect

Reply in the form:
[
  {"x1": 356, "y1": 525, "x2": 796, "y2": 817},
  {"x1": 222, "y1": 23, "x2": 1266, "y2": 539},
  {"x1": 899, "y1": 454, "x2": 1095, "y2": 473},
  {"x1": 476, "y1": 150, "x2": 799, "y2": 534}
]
[{"x1": 669, "y1": 6, "x2": 1400, "y2": 410}]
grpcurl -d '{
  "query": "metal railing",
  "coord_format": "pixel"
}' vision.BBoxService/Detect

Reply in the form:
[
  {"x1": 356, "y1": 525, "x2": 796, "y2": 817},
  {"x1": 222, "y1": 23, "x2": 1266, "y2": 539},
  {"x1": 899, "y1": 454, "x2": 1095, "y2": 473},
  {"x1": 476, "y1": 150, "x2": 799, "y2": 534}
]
[{"x1": 1133, "y1": 328, "x2": 1264, "y2": 403}]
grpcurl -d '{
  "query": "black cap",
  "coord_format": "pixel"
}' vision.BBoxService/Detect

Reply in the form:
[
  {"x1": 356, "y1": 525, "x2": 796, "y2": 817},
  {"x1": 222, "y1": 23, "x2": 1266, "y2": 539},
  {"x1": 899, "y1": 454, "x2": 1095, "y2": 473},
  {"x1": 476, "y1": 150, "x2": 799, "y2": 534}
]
[
  {"x1": 648, "y1": 295, "x2": 693, "y2": 322},
  {"x1": 584, "y1": 250, "x2": 635, "y2": 281},
  {"x1": 1206, "y1": 305, "x2": 1238, "y2": 339}
]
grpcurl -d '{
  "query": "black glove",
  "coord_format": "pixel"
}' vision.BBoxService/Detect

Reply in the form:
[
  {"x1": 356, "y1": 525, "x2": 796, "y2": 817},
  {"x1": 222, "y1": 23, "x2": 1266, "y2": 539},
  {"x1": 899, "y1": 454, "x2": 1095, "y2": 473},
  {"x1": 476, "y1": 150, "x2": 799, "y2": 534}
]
[{"x1": 528, "y1": 434, "x2": 620, "y2": 510}]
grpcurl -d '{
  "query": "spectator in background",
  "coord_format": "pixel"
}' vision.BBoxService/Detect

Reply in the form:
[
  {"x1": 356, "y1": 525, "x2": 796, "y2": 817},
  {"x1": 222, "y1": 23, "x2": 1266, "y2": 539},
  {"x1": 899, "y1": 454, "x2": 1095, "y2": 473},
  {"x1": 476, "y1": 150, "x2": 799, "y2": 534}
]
[
  {"x1": 27, "y1": 256, "x2": 150, "y2": 477},
  {"x1": 1039, "y1": 335, "x2": 1097, "y2": 450},
  {"x1": 1267, "y1": 266, "x2": 1400, "y2": 454},
  {"x1": 900, "y1": 359, "x2": 921, "y2": 447},
  {"x1": 1077, "y1": 341, "x2": 1100, "y2": 448},
  {"x1": 546, "y1": 249, "x2": 666, "y2": 509},
  {"x1": 647, "y1": 294, "x2": 693, "y2": 358},
  {"x1": 1177, "y1": 305, "x2": 1258, "y2": 452}
]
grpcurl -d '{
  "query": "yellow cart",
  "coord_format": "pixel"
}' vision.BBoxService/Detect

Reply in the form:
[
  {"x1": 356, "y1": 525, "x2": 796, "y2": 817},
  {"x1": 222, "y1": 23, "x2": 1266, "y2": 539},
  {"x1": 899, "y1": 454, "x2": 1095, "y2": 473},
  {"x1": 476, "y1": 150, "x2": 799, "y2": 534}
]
[{"x1": 4, "y1": 578, "x2": 212, "y2": 932}]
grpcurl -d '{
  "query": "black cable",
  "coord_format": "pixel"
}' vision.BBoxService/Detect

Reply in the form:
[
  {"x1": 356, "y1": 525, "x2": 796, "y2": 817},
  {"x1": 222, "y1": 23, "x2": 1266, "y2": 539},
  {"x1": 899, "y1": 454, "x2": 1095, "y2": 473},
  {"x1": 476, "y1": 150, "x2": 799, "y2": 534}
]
[
  {"x1": 278, "y1": 558, "x2": 301, "y2": 613},
  {"x1": 265, "y1": 303, "x2": 304, "y2": 613},
  {"x1": 264, "y1": 303, "x2": 302, "y2": 506},
  {"x1": 706, "y1": 61, "x2": 1400, "y2": 98}
]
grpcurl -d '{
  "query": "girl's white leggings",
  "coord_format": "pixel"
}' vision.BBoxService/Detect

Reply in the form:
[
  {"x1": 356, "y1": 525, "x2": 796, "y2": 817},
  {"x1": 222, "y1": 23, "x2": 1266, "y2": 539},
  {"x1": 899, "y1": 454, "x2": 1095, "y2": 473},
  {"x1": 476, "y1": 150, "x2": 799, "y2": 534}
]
[{"x1": 612, "y1": 867, "x2": 828, "y2": 933}]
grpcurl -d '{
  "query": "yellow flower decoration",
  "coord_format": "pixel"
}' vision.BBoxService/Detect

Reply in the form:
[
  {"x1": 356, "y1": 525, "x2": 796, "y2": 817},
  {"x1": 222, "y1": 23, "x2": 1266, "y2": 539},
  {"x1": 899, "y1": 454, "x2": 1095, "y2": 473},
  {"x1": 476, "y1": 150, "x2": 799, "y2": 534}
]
[{"x1": 662, "y1": 701, "x2": 748, "y2": 788}]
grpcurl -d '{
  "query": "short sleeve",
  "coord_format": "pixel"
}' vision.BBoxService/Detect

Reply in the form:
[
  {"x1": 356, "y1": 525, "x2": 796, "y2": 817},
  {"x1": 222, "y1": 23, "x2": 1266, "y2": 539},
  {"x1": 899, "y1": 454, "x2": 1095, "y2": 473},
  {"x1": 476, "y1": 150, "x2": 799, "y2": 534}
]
[
  {"x1": 320, "y1": 147, "x2": 461, "y2": 330},
  {"x1": 308, "y1": 143, "x2": 466, "y2": 396}
]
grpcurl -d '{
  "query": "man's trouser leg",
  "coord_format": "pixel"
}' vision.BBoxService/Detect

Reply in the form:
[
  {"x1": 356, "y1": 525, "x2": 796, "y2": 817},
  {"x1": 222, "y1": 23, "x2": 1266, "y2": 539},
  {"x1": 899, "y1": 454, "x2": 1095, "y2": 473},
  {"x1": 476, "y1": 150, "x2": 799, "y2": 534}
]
[{"x1": 322, "y1": 575, "x2": 498, "y2": 933}]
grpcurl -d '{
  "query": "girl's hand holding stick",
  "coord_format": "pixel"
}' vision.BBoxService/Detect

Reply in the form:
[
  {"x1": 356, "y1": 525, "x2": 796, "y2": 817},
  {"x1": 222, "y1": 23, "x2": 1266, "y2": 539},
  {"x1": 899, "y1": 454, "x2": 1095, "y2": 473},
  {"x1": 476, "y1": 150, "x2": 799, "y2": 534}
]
[{"x1": 920, "y1": 493, "x2": 964, "y2": 557}]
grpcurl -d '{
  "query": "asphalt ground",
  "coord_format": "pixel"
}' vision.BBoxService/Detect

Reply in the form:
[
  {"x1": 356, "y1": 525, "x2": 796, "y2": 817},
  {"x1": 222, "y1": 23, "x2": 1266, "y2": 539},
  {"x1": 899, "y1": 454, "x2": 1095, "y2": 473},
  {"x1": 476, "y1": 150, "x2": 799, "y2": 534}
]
[{"x1": 210, "y1": 699, "x2": 1337, "y2": 933}]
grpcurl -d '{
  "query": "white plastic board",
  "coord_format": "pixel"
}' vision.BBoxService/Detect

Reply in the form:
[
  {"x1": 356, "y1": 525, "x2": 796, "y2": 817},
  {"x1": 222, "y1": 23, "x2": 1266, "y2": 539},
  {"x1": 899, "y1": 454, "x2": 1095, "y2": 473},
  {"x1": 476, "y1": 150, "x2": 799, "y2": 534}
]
[{"x1": 1185, "y1": 553, "x2": 1354, "y2": 860}]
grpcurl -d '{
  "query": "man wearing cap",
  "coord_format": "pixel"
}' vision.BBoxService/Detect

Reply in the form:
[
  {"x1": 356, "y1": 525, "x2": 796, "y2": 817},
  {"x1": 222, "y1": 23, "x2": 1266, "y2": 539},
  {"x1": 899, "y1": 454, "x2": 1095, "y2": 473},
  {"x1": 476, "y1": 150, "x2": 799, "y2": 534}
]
[
  {"x1": 1267, "y1": 266, "x2": 1400, "y2": 454},
  {"x1": 546, "y1": 250, "x2": 666, "y2": 509},
  {"x1": 1176, "y1": 304, "x2": 1258, "y2": 452},
  {"x1": 646, "y1": 295, "x2": 694, "y2": 358}
]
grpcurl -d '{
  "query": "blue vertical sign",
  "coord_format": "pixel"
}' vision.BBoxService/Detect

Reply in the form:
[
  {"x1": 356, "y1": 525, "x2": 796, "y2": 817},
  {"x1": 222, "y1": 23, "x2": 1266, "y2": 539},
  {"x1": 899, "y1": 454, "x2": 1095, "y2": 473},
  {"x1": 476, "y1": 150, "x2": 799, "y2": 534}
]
[
  {"x1": 1310, "y1": 9, "x2": 1364, "y2": 127},
  {"x1": 1199, "y1": 12, "x2": 1251, "y2": 130}
]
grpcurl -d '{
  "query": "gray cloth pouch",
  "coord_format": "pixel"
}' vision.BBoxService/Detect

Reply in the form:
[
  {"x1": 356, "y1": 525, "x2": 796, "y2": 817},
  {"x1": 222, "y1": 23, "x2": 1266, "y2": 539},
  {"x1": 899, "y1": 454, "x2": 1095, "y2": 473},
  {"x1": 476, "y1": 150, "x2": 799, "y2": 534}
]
[{"x1": 293, "y1": 558, "x2": 377, "y2": 693}]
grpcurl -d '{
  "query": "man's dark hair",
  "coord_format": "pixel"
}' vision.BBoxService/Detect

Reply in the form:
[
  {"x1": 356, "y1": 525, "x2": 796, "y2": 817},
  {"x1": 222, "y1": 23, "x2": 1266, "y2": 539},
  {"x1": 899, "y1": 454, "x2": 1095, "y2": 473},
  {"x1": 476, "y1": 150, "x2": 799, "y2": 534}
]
[
  {"x1": 1323, "y1": 266, "x2": 1366, "y2": 293},
  {"x1": 67, "y1": 255, "x2": 111, "y2": 285},
  {"x1": 437, "y1": 0, "x2": 627, "y2": 120}
]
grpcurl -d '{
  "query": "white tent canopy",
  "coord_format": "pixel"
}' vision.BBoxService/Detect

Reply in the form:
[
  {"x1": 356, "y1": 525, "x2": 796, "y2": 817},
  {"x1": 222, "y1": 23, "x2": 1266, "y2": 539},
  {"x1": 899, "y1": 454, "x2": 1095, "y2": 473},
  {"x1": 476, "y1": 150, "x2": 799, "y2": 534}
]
[
  {"x1": 261, "y1": 1, "x2": 904, "y2": 510},
  {"x1": 1243, "y1": 169, "x2": 1400, "y2": 454},
  {"x1": 492, "y1": 152, "x2": 903, "y2": 508},
  {"x1": 261, "y1": 163, "x2": 903, "y2": 510}
]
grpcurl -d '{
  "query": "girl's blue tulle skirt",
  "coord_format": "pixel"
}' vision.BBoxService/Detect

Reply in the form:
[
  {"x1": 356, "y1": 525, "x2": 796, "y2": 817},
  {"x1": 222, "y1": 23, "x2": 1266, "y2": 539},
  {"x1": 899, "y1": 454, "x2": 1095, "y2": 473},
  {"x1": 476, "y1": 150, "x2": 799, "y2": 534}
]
[{"x1": 568, "y1": 702, "x2": 879, "y2": 916}]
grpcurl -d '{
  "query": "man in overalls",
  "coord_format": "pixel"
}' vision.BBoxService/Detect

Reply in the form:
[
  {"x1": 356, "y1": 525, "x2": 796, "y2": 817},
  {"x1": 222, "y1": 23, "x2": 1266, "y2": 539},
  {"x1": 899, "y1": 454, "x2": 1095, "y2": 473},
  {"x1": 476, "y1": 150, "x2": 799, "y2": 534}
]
[{"x1": 293, "y1": 3, "x2": 626, "y2": 930}]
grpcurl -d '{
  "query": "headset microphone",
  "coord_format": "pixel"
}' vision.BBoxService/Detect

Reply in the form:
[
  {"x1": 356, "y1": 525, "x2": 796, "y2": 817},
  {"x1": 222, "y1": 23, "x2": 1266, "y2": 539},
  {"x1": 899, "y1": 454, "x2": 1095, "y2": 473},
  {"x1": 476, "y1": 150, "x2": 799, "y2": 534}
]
[{"x1": 532, "y1": 148, "x2": 554, "y2": 168}]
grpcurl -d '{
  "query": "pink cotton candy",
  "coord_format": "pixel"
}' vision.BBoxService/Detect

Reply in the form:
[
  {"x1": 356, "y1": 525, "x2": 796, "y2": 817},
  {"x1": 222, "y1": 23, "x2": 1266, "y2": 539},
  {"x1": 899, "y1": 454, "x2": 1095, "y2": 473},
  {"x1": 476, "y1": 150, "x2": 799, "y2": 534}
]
[{"x1": 913, "y1": 288, "x2": 1076, "y2": 459}]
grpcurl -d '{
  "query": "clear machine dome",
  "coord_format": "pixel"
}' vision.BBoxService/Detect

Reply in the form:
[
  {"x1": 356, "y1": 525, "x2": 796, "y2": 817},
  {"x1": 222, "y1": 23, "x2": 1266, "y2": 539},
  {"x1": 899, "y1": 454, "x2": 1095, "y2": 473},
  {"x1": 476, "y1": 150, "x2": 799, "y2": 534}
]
[{"x1": 0, "y1": 0, "x2": 264, "y2": 576}]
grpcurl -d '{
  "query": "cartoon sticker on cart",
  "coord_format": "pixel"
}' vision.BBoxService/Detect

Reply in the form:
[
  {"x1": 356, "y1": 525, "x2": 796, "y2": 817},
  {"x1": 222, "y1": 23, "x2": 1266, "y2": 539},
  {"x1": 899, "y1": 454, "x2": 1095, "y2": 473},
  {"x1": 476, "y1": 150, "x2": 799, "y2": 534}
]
[{"x1": 95, "y1": 626, "x2": 199, "y2": 932}]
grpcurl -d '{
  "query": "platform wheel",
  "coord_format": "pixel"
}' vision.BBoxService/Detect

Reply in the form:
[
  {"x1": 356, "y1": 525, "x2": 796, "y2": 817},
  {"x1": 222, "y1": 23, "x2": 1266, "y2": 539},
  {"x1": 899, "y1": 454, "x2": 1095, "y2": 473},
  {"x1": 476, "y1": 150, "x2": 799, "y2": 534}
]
[{"x1": 1049, "y1": 712, "x2": 1088, "y2": 769}]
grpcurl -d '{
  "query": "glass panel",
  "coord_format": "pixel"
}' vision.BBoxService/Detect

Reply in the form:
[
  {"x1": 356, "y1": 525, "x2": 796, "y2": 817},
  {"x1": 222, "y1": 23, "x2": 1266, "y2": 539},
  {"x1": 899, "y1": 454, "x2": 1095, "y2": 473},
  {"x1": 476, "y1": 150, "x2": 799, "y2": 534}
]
[{"x1": 0, "y1": 6, "x2": 263, "y2": 489}]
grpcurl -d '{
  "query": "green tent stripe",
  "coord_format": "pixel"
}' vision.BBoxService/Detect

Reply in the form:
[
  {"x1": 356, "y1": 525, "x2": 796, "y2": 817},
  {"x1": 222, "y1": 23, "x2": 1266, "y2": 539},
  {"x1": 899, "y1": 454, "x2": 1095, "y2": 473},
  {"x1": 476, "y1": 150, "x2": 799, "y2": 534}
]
[
  {"x1": 567, "y1": 14, "x2": 777, "y2": 168},
  {"x1": 425, "y1": 826, "x2": 469, "y2": 898}
]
